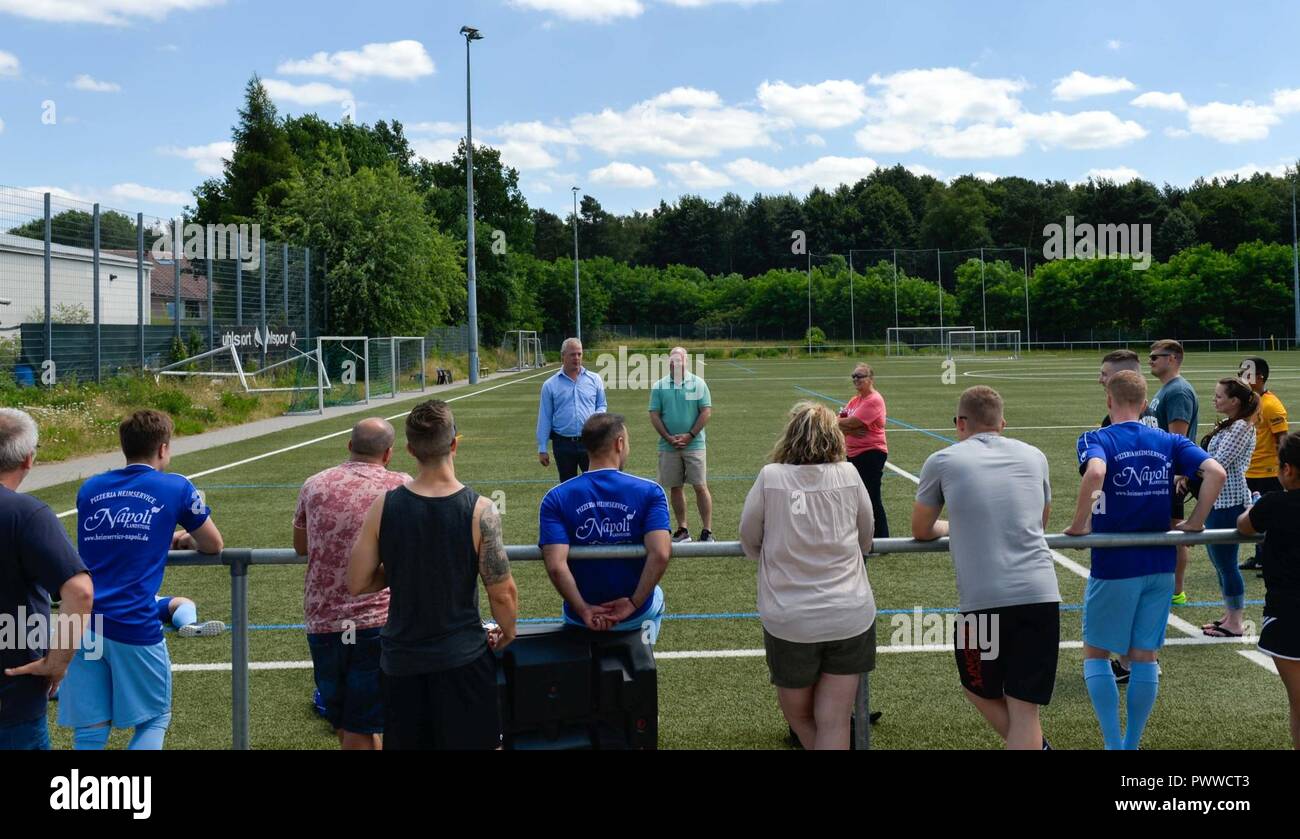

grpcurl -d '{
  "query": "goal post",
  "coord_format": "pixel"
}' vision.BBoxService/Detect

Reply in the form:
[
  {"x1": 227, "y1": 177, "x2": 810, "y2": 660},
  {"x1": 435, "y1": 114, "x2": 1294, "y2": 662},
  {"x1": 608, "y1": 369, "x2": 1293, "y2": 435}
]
[
  {"x1": 501, "y1": 330, "x2": 544, "y2": 371},
  {"x1": 885, "y1": 325, "x2": 975, "y2": 356},
  {"x1": 946, "y1": 329, "x2": 1022, "y2": 359}
]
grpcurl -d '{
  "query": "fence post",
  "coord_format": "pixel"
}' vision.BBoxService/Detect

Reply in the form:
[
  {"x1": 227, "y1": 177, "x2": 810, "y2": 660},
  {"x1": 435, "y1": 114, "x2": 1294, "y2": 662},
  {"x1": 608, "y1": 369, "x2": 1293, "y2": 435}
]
[
  {"x1": 207, "y1": 253, "x2": 214, "y2": 356},
  {"x1": 93, "y1": 203, "x2": 101, "y2": 383},
  {"x1": 235, "y1": 229, "x2": 243, "y2": 326},
  {"x1": 282, "y1": 242, "x2": 289, "y2": 326},
  {"x1": 137, "y1": 213, "x2": 145, "y2": 369},
  {"x1": 259, "y1": 237, "x2": 267, "y2": 369},
  {"x1": 174, "y1": 216, "x2": 183, "y2": 345},
  {"x1": 321, "y1": 252, "x2": 328, "y2": 333},
  {"x1": 228, "y1": 550, "x2": 251, "y2": 750},
  {"x1": 303, "y1": 248, "x2": 311, "y2": 343},
  {"x1": 855, "y1": 674, "x2": 871, "y2": 750},
  {"x1": 43, "y1": 193, "x2": 51, "y2": 374}
]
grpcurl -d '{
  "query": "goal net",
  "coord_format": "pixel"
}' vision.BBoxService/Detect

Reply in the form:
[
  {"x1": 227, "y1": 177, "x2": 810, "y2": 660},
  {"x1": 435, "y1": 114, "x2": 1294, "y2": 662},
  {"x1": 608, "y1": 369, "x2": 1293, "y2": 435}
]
[
  {"x1": 501, "y1": 330, "x2": 544, "y2": 371},
  {"x1": 286, "y1": 336, "x2": 369, "y2": 414},
  {"x1": 886, "y1": 326, "x2": 975, "y2": 356},
  {"x1": 947, "y1": 329, "x2": 1022, "y2": 359}
]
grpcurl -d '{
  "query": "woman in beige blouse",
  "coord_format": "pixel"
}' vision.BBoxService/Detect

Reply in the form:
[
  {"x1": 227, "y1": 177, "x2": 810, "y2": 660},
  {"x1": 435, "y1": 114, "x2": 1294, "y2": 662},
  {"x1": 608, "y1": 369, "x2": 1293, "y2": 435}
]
[{"x1": 740, "y1": 401, "x2": 876, "y2": 750}]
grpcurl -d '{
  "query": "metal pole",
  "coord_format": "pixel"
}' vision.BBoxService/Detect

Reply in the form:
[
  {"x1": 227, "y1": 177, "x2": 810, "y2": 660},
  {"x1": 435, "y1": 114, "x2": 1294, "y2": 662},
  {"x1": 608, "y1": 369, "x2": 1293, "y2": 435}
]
[
  {"x1": 464, "y1": 30, "x2": 482, "y2": 384},
  {"x1": 1292, "y1": 175, "x2": 1299, "y2": 345},
  {"x1": 174, "y1": 217, "x2": 183, "y2": 343},
  {"x1": 43, "y1": 193, "x2": 51, "y2": 370},
  {"x1": 92, "y1": 204, "x2": 101, "y2": 383},
  {"x1": 321, "y1": 251, "x2": 328, "y2": 332},
  {"x1": 206, "y1": 252, "x2": 214, "y2": 357},
  {"x1": 1023, "y1": 247, "x2": 1031, "y2": 352},
  {"x1": 304, "y1": 248, "x2": 311, "y2": 343},
  {"x1": 806, "y1": 251, "x2": 812, "y2": 353},
  {"x1": 259, "y1": 237, "x2": 267, "y2": 369},
  {"x1": 855, "y1": 674, "x2": 871, "y2": 750},
  {"x1": 892, "y1": 249, "x2": 899, "y2": 331},
  {"x1": 936, "y1": 249, "x2": 943, "y2": 329},
  {"x1": 572, "y1": 186, "x2": 581, "y2": 342},
  {"x1": 282, "y1": 242, "x2": 289, "y2": 326},
  {"x1": 229, "y1": 551, "x2": 250, "y2": 750},
  {"x1": 137, "y1": 213, "x2": 145, "y2": 369},
  {"x1": 980, "y1": 246, "x2": 987, "y2": 332},
  {"x1": 848, "y1": 250, "x2": 856, "y2": 353},
  {"x1": 235, "y1": 229, "x2": 243, "y2": 327}
]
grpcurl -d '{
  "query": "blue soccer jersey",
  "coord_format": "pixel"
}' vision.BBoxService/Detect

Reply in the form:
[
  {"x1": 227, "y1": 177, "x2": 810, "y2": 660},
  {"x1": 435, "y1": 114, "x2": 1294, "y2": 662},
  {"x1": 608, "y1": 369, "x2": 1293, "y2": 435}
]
[
  {"x1": 538, "y1": 468, "x2": 670, "y2": 623},
  {"x1": 77, "y1": 464, "x2": 210, "y2": 644},
  {"x1": 1076, "y1": 421, "x2": 1211, "y2": 579}
]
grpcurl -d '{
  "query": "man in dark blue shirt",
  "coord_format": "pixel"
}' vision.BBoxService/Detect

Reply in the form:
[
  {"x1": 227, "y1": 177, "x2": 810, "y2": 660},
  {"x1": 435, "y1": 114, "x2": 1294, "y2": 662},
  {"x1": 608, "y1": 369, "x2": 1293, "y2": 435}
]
[
  {"x1": 0, "y1": 409, "x2": 93, "y2": 751},
  {"x1": 539, "y1": 413, "x2": 671, "y2": 640}
]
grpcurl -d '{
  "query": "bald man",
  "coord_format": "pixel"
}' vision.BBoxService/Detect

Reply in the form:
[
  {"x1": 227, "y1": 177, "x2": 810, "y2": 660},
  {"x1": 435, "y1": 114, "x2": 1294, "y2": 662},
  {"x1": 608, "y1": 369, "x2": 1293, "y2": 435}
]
[{"x1": 294, "y1": 418, "x2": 411, "y2": 749}]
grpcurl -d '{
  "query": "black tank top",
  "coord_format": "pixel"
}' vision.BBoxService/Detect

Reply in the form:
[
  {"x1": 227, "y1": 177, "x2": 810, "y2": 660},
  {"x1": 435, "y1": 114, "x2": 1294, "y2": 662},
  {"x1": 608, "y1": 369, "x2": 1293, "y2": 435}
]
[{"x1": 378, "y1": 484, "x2": 486, "y2": 676}]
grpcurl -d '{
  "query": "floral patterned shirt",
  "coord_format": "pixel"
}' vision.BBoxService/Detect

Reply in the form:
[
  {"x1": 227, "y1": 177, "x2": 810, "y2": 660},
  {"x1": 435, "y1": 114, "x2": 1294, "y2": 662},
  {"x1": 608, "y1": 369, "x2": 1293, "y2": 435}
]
[{"x1": 293, "y1": 461, "x2": 411, "y2": 634}]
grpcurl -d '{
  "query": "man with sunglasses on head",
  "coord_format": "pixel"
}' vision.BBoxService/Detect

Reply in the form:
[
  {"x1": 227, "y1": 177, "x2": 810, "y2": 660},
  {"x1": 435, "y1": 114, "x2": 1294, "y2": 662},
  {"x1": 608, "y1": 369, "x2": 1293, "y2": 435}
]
[{"x1": 1148, "y1": 340, "x2": 1199, "y2": 606}]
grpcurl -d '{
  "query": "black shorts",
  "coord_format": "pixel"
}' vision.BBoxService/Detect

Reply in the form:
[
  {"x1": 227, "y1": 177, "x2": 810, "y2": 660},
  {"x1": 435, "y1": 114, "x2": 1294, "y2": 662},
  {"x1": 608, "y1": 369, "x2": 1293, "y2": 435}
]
[
  {"x1": 383, "y1": 648, "x2": 501, "y2": 750},
  {"x1": 1259, "y1": 606, "x2": 1300, "y2": 661},
  {"x1": 954, "y1": 602, "x2": 1059, "y2": 706},
  {"x1": 1171, "y1": 487, "x2": 1188, "y2": 521},
  {"x1": 1247, "y1": 477, "x2": 1283, "y2": 495}
]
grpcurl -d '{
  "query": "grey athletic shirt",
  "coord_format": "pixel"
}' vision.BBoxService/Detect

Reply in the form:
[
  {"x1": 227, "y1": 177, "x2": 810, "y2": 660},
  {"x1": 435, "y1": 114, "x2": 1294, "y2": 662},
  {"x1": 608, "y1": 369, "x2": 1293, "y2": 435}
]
[{"x1": 916, "y1": 432, "x2": 1062, "y2": 612}]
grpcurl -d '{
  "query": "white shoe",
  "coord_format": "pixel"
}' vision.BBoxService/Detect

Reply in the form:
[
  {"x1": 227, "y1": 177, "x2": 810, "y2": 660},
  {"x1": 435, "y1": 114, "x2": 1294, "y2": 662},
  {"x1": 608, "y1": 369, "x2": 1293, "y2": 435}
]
[{"x1": 179, "y1": 620, "x2": 227, "y2": 637}]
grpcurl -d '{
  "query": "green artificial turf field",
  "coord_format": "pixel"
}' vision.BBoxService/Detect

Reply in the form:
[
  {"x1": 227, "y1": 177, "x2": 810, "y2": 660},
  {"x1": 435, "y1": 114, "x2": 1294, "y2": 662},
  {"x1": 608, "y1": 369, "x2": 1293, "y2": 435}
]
[{"x1": 29, "y1": 348, "x2": 1300, "y2": 749}]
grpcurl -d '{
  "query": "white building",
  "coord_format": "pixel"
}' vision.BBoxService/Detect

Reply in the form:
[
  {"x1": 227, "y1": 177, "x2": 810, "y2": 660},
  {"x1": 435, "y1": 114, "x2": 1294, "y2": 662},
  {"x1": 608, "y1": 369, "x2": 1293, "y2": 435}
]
[{"x1": 0, "y1": 231, "x2": 152, "y2": 330}]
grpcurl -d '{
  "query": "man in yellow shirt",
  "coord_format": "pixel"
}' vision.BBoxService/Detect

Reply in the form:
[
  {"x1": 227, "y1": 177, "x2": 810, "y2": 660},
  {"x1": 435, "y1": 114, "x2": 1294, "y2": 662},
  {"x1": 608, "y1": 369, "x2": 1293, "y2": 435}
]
[{"x1": 1240, "y1": 356, "x2": 1289, "y2": 571}]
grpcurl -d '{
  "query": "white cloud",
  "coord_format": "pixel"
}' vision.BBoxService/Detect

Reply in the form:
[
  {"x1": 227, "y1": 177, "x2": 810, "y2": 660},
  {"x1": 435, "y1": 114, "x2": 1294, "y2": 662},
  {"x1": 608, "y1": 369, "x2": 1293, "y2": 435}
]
[
  {"x1": 1130, "y1": 91, "x2": 1187, "y2": 111},
  {"x1": 276, "y1": 40, "x2": 433, "y2": 82},
  {"x1": 497, "y1": 141, "x2": 559, "y2": 171},
  {"x1": 159, "y1": 141, "x2": 234, "y2": 177},
  {"x1": 1164, "y1": 127, "x2": 1190, "y2": 138},
  {"x1": 0, "y1": 50, "x2": 18, "y2": 77},
  {"x1": 868, "y1": 67, "x2": 1026, "y2": 126},
  {"x1": 804, "y1": 133, "x2": 825, "y2": 147},
  {"x1": 904, "y1": 164, "x2": 942, "y2": 179},
  {"x1": 20, "y1": 185, "x2": 94, "y2": 203},
  {"x1": 493, "y1": 121, "x2": 578, "y2": 144},
  {"x1": 1053, "y1": 71, "x2": 1135, "y2": 101},
  {"x1": 0, "y1": 0, "x2": 226, "y2": 25},
  {"x1": 570, "y1": 90, "x2": 772, "y2": 157},
  {"x1": 409, "y1": 120, "x2": 462, "y2": 135},
  {"x1": 261, "y1": 79, "x2": 353, "y2": 107},
  {"x1": 1106, "y1": 39, "x2": 1123, "y2": 51},
  {"x1": 508, "y1": 0, "x2": 644, "y2": 22},
  {"x1": 1272, "y1": 88, "x2": 1300, "y2": 115},
  {"x1": 71, "y1": 74, "x2": 121, "y2": 93},
  {"x1": 926, "y1": 123, "x2": 1027, "y2": 158},
  {"x1": 724, "y1": 155, "x2": 878, "y2": 192},
  {"x1": 660, "y1": 0, "x2": 778, "y2": 6},
  {"x1": 757, "y1": 79, "x2": 868, "y2": 128},
  {"x1": 108, "y1": 183, "x2": 191, "y2": 206},
  {"x1": 853, "y1": 121, "x2": 926, "y2": 154},
  {"x1": 1187, "y1": 101, "x2": 1279, "y2": 142},
  {"x1": 648, "y1": 87, "x2": 722, "y2": 109},
  {"x1": 590, "y1": 161, "x2": 657, "y2": 187},
  {"x1": 0, "y1": 118, "x2": 5, "y2": 134},
  {"x1": 1014, "y1": 110, "x2": 1147, "y2": 150},
  {"x1": 970, "y1": 171, "x2": 999, "y2": 182},
  {"x1": 412, "y1": 137, "x2": 462, "y2": 163},
  {"x1": 1074, "y1": 166, "x2": 1143, "y2": 185},
  {"x1": 1206, "y1": 161, "x2": 1291, "y2": 181},
  {"x1": 664, "y1": 160, "x2": 731, "y2": 188}
]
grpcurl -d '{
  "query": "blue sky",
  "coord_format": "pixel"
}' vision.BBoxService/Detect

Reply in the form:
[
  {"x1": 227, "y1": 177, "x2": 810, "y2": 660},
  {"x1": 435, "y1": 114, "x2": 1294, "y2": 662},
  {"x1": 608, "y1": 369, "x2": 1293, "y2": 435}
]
[{"x1": 0, "y1": 0, "x2": 1297, "y2": 221}]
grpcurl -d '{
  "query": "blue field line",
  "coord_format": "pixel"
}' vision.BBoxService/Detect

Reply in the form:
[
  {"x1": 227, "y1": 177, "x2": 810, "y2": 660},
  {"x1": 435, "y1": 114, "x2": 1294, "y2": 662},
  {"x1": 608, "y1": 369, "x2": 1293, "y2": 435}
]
[
  {"x1": 792, "y1": 384, "x2": 958, "y2": 445},
  {"x1": 725, "y1": 360, "x2": 758, "y2": 374},
  {"x1": 211, "y1": 598, "x2": 1267, "y2": 633}
]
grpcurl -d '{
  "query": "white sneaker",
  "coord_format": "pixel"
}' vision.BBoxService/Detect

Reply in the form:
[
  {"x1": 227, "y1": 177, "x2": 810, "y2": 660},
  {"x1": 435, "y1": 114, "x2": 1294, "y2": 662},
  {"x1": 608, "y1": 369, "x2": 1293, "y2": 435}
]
[{"x1": 178, "y1": 620, "x2": 227, "y2": 637}]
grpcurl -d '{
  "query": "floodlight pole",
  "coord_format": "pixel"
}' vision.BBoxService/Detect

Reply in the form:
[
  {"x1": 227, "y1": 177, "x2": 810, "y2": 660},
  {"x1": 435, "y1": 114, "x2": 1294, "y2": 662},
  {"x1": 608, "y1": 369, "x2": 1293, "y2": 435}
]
[
  {"x1": 462, "y1": 26, "x2": 483, "y2": 384},
  {"x1": 847, "y1": 250, "x2": 856, "y2": 353},
  {"x1": 936, "y1": 248, "x2": 944, "y2": 330},
  {"x1": 1292, "y1": 173, "x2": 1299, "y2": 347},
  {"x1": 806, "y1": 250, "x2": 812, "y2": 353},
  {"x1": 572, "y1": 187, "x2": 582, "y2": 342}
]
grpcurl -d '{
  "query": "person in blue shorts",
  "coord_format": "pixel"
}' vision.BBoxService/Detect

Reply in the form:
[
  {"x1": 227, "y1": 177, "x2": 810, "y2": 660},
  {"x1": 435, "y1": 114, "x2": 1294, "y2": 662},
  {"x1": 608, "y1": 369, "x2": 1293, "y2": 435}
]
[
  {"x1": 1065, "y1": 370, "x2": 1225, "y2": 750},
  {"x1": 60, "y1": 409, "x2": 224, "y2": 750},
  {"x1": 155, "y1": 595, "x2": 225, "y2": 637},
  {"x1": 539, "y1": 413, "x2": 672, "y2": 640}
]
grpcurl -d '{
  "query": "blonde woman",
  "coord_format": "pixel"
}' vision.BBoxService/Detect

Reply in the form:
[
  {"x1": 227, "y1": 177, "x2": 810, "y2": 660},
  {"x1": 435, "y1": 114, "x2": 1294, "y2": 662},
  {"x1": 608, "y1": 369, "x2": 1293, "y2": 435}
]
[{"x1": 740, "y1": 401, "x2": 876, "y2": 750}]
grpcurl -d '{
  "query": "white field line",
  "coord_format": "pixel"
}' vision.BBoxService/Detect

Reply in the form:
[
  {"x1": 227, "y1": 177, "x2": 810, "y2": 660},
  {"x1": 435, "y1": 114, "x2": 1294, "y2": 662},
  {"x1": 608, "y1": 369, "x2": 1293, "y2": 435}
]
[
  {"x1": 55, "y1": 368, "x2": 552, "y2": 519},
  {"x1": 888, "y1": 447, "x2": 1278, "y2": 675},
  {"x1": 171, "y1": 633, "x2": 1267, "y2": 672}
]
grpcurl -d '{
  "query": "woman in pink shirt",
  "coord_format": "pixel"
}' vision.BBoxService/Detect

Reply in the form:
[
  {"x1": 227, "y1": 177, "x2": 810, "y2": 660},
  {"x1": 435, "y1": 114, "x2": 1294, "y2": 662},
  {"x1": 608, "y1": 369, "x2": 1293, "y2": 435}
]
[{"x1": 838, "y1": 363, "x2": 889, "y2": 537}]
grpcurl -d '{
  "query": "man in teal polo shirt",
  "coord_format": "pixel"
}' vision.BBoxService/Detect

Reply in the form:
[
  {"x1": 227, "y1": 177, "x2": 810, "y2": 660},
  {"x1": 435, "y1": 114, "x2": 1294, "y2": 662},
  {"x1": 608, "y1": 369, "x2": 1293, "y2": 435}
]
[{"x1": 648, "y1": 347, "x2": 714, "y2": 542}]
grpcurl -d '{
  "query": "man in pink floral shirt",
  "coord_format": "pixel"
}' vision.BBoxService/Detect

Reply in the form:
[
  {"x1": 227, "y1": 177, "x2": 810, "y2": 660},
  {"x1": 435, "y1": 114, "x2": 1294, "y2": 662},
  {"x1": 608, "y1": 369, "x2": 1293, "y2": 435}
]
[{"x1": 293, "y1": 418, "x2": 410, "y2": 749}]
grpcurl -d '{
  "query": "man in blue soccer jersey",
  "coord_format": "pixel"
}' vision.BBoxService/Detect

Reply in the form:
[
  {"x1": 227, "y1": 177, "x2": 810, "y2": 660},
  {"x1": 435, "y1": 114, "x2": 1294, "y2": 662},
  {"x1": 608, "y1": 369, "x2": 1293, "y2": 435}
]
[
  {"x1": 60, "y1": 409, "x2": 224, "y2": 750},
  {"x1": 539, "y1": 413, "x2": 672, "y2": 640},
  {"x1": 1065, "y1": 371, "x2": 1225, "y2": 750}
]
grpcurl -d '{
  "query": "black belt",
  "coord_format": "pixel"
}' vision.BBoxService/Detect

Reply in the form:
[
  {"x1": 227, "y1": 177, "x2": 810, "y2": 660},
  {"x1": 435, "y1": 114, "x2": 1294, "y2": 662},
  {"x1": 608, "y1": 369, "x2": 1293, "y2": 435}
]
[{"x1": 550, "y1": 432, "x2": 583, "y2": 444}]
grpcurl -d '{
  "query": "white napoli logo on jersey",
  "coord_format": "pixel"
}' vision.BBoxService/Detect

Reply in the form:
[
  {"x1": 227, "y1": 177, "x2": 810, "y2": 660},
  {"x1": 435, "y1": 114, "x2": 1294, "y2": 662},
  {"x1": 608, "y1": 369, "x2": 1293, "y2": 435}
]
[
  {"x1": 1112, "y1": 462, "x2": 1170, "y2": 488},
  {"x1": 575, "y1": 512, "x2": 637, "y2": 541},
  {"x1": 83, "y1": 504, "x2": 163, "y2": 532}
]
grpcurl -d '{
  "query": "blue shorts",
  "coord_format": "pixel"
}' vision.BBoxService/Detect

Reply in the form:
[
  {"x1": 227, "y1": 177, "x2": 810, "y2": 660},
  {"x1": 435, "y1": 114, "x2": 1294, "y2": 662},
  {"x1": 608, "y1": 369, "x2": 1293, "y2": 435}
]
[
  {"x1": 308, "y1": 627, "x2": 384, "y2": 734},
  {"x1": 1083, "y1": 573, "x2": 1175, "y2": 655},
  {"x1": 155, "y1": 596, "x2": 175, "y2": 623},
  {"x1": 0, "y1": 716, "x2": 50, "y2": 750},
  {"x1": 563, "y1": 586, "x2": 665, "y2": 643},
  {"x1": 57, "y1": 632, "x2": 172, "y2": 729}
]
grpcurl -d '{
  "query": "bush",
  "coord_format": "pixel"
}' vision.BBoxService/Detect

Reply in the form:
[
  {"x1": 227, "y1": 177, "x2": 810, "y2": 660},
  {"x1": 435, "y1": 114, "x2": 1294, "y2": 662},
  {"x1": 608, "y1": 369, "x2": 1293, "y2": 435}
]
[
  {"x1": 805, "y1": 326, "x2": 827, "y2": 347},
  {"x1": 150, "y1": 389, "x2": 192, "y2": 416}
]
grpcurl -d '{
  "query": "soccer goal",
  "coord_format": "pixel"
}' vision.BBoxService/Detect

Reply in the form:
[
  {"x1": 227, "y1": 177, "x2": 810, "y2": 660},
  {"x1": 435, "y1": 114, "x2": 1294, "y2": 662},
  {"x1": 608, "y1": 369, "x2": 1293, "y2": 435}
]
[
  {"x1": 152, "y1": 342, "x2": 325, "y2": 395},
  {"x1": 501, "y1": 330, "x2": 544, "y2": 371},
  {"x1": 363, "y1": 337, "x2": 428, "y2": 399},
  {"x1": 947, "y1": 329, "x2": 1022, "y2": 359},
  {"x1": 885, "y1": 326, "x2": 975, "y2": 356},
  {"x1": 285, "y1": 336, "x2": 370, "y2": 414}
]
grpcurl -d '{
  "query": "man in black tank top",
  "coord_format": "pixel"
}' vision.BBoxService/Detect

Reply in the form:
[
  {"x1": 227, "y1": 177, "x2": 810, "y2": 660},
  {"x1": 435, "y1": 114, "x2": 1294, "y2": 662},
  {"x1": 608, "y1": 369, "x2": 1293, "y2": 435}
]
[{"x1": 349, "y1": 400, "x2": 518, "y2": 750}]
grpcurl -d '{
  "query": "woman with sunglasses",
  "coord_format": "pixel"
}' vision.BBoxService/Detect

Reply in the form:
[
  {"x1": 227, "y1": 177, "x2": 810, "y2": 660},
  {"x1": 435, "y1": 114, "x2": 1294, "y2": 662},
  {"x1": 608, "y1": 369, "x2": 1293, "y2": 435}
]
[
  {"x1": 1198, "y1": 377, "x2": 1260, "y2": 638},
  {"x1": 838, "y1": 363, "x2": 889, "y2": 537}
]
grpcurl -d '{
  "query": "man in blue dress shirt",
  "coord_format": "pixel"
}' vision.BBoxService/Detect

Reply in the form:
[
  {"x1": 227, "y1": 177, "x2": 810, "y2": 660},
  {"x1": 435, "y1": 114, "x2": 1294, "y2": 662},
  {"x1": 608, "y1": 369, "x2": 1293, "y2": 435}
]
[{"x1": 537, "y1": 337, "x2": 608, "y2": 483}]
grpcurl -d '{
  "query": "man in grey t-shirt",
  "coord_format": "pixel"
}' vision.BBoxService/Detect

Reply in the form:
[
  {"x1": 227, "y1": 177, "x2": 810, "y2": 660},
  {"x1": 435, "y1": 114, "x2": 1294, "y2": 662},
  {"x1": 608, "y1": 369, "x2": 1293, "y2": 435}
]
[
  {"x1": 1148, "y1": 339, "x2": 1199, "y2": 605},
  {"x1": 911, "y1": 385, "x2": 1061, "y2": 751}
]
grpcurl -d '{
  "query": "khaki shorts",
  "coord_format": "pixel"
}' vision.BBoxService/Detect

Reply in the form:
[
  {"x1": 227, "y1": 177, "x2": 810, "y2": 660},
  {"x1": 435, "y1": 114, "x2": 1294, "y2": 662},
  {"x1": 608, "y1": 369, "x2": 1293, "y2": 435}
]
[
  {"x1": 763, "y1": 623, "x2": 877, "y2": 689},
  {"x1": 658, "y1": 448, "x2": 707, "y2": 488}
]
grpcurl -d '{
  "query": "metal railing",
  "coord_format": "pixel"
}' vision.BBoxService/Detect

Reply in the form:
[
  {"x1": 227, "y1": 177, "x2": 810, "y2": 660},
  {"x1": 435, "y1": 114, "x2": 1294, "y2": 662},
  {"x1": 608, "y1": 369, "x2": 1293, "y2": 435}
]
[{"x1": 168, "y1": 528, "x2": 1262, "y2": 751}]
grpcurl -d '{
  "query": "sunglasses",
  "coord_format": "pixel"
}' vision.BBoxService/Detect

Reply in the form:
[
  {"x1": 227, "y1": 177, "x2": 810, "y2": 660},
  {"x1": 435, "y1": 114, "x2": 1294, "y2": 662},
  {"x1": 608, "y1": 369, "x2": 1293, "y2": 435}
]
[
  {"x1": 952, "y1": 415, "x2": 967, "y2": 425},
  {"x1": 1149, "y1": 353, "x2": 1171, "y2": 360},
  {"x1": 851, "y1": 373, "x2": 870, "y2": 380}
]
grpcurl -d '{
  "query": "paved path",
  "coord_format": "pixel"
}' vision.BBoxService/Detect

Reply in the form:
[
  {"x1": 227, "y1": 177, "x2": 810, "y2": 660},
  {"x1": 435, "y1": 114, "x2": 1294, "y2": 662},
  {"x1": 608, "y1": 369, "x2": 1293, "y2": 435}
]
[{"x1": 23, "y1": 369, "x2": 526, "y2": 492}]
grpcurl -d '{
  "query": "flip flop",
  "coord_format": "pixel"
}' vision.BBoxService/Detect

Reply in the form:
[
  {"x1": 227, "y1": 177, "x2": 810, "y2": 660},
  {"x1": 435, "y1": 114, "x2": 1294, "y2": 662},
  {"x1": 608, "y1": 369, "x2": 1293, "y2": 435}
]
[
  {"x1": 1202, "y1": 625, "x2": 1243, "y2": 638},
  {"x1": 1201, "y1": 619, "x2": 1225, "y2": 630}
]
